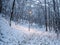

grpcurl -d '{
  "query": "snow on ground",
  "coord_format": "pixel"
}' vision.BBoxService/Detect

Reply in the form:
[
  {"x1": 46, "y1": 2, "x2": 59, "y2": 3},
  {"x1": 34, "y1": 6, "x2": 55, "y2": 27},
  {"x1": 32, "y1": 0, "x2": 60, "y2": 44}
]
[
  {"x1": 13, "y1": 20, "x2": 46, "y2": 32},
  {"x1": 0, "y1": 14, "x2": 60, "y2": 45}
]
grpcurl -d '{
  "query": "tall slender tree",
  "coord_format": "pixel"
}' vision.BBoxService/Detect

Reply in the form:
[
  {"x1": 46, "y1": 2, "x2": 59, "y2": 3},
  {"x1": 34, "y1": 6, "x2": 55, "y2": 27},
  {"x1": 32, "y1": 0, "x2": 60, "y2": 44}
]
[
  {"x1": 10, "y1": 0, "x2": 15, "y2": 26},
  {"x1": 56, "y1": 0, "x2": 60, "y2": 38},
  {"x1": 0, "y1": 0, "x2": 2, "y2": 13},
  {"x1": 44, "y1": 0, "x2": 48, "y2": 31},
  {"x1": 53, "y1": 0, "x2": 57, "y2": 31},
  {"x1": 48, "y1": 2, "x2": 51, "y2": 31},
  {"x1": 53, "y1": 0, "x2": 60, "y2": 38}
]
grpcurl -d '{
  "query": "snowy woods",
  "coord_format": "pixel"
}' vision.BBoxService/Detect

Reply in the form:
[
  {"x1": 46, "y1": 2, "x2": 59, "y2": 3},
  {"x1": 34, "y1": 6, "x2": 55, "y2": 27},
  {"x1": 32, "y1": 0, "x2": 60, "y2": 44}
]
[
  {"x1": 0, "y1": 0, "x2": 60, "y2": 45},
  {"x1": 1, "y1": 0, "x2": 60, "y2": 36}
]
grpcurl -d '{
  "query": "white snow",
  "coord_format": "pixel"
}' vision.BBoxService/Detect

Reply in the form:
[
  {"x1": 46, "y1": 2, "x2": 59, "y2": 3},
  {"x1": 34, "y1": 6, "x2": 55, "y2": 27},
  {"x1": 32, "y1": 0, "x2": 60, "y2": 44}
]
[{"x1": 0, "y1": 14, "x2": 60, "y2": 45}]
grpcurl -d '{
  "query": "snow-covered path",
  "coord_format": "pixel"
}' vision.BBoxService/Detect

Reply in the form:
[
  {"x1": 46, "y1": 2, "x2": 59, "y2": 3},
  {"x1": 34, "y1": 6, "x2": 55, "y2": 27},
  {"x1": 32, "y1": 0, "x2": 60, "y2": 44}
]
[
  {"x1": 0, "y1": 15, "x2": 60, "y2": 45},
  {"x1": 11, "y1": 21, "x2": 57, "y2": 38}
]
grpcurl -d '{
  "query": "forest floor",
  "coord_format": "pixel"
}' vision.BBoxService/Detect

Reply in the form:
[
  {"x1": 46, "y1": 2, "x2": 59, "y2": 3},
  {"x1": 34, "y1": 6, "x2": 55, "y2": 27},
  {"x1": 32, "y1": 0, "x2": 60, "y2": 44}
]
[{"x1": 0, "y1": 14, "x2": 60, "y2": 45}]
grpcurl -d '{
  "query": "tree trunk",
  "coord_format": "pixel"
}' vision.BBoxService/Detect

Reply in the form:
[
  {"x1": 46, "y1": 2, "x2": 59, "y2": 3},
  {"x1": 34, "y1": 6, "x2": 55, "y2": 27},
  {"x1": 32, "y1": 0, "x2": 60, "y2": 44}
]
[
  {"x1": 0, "y1": 0, "x2": 2, "y2": 13},
  {"x1": 44, "y1": 0, "x2": 48, "y2": 31},
  {"x1": 53, "y1": 0, "x2": 60, "y2": 38},
  {"x1": 10, "y1": 0, "x2": 15, "y2": 26}
]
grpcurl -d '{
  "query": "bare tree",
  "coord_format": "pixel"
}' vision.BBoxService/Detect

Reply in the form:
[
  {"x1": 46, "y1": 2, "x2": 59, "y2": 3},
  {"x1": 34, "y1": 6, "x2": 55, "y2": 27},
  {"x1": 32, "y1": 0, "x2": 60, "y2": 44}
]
[
  {"x1": 44, "y1": 0, "x2": 48, "y2": 31},
  {"x1": 53, "y1": 0, "x2": 60, "y2": 38},
  {"x1": 10, "y1": 0, "x2": 15, "y2": 26},
  {"x1": 48, "y1": 2, "x2": 51, "y2": 31},
  {"x1": 0, "y1": 0, "x2": 2, "y2": 13},
  {"x1": 56, "y1": 0, "x2": 60, "y2": 38}
]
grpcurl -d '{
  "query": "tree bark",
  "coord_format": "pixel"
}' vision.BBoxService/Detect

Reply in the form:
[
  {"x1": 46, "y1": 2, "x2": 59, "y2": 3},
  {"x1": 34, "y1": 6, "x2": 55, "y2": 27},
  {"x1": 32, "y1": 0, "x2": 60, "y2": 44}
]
[
  {"x1": 10, "y1": 0, "x2": 15, "y2": 26},
  {"x1": 44, "y1": 0, "x2": 48, "y2": 31},
  {"x1": 0, "y1": 0, "x2": 2, "y2": 13}
]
